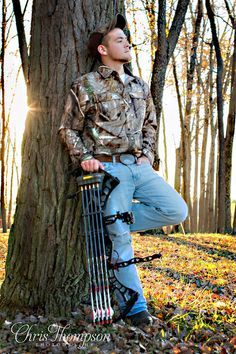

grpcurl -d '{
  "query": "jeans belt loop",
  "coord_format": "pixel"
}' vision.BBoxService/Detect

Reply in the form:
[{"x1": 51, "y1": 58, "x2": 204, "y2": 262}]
[{"x1": 112, "y1": 155, "x2": 116, "y2": 164}]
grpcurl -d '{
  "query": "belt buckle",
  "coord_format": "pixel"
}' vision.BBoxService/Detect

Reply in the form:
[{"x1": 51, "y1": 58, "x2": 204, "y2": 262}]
[{"x1": 120, "y1": 154, "x2": 136, "y2": 165}]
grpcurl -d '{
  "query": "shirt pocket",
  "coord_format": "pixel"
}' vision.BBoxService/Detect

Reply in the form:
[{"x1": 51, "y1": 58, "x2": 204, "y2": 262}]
[
  {"x1": 96, "y1": 92, "x2": 127, "y2": 121},
  {"x1": 128, "y1": 130, "x2": 143, "y2": 150},
  {"x1": 129, "y1": 91, "x2": 146, "y2": 115},
  {"x1": 129, "y1": 91, "x2": 146, "y2": 130}
]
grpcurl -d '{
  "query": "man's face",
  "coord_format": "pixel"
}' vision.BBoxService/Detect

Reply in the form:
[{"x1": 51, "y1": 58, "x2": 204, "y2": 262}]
[{"x1": 98, "y1": 28, "x2": 132, "y2": 63}]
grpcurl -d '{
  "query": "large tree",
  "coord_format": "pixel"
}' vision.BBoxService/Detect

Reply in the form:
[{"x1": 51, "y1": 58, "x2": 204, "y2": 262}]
[{"x1": 0, "y1": 0, "x2": 124, "y2": 316}]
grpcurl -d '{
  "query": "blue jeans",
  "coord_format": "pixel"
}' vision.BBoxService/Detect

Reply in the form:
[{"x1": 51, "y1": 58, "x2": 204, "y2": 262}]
[{"x1": 103, "y1": 161, "x2": 188, "y2": 316}]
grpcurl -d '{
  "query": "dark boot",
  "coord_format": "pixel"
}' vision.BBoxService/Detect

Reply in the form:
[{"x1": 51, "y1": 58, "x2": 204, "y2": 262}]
[{"x1": 126, "y1": 310, "x2": 153, "y2": 326}]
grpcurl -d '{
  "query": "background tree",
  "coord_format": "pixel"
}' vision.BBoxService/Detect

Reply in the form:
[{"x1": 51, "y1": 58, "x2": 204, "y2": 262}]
[
  {"x1": 206, "y1": 0, "x2": 225, "y2": 233},
  {"x1": 1, "y1": 0, "x2": 7, "y2": 233},
  {"x1": 151, "y1": 0, "x2": 190, "y2": 158},
  {"x1": 1, "y1": 0, "x2": 24, "y2": 232},
  {"x1": 1, "y1": 0, "x2": 125, "y2": 315},
  {"x1": 12, "y1": 0, "x2": 29, "y2": 85},
  {"x1": 183, "y1": 0, "x2": 203, "y2": 231},
  {"x1": 224, "y1": 0, "x2": 236, "y2": 233},
  {"x1": 165, "y1": 1, "x2": 235, "y2": 234}
]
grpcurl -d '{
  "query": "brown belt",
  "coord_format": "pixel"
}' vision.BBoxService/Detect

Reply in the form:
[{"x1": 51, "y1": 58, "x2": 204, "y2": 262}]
[
  {"x1": 95, "y1": 154, "x2": 137, "y2": 164},
  {"x1": 95, "y1": 154, "x2": 122, "y2": 163}
]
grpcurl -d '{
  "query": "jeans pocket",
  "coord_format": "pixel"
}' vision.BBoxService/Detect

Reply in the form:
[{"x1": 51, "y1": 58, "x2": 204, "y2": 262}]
[{"x1": 103, "y1": 162, "x2": 113, "y2": 171}]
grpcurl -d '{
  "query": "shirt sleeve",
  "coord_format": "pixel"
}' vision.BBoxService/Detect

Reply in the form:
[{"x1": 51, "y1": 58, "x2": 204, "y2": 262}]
[
  {"x1": 142, "y1": 86, "x2": 157, "y2": 165},
  {"x1": 58, "y1": 81, "x2": 93, "y2": 165}
]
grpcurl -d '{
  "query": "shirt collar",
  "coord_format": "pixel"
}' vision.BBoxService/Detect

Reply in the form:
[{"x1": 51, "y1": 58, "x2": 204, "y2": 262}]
[
  {"x1": 97, "y1": 65, "x2": 136, "y2": 83},
  {"x1": 97, "y1": 65, "x2": 114, "y2": 78}
]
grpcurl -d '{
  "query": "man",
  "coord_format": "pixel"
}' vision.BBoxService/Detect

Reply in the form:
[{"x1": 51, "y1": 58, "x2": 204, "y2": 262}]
[{"x1": 59, "y1": 14, "x2": 188, "y2": 326}]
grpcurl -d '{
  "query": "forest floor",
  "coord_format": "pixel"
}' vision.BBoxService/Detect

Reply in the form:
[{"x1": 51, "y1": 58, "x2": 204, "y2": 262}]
[{"x1": 0, "y1": 232, "x2": 235, "y2": 353}]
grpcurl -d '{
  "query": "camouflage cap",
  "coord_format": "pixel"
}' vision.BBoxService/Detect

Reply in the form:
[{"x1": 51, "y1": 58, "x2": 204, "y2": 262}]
[{"x1": 87, "y1": 13, "x2": 127, "y2": 58}]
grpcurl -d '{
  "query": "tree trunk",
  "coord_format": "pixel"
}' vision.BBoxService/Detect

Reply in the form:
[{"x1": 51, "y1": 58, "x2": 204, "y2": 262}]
[
  {"x1": 224, "y1": 21, "x2": 236, "y2": 233},
  {"x1": 214, "y1": 152, "x2": 219, "y2": 232},
  {"x1": 198, "y1": 66, "x2": 210, "y2": 232},
  {"x1": 1, "y1": 0, "x2": 7, "y2": 233},
  {"x1": 161, "y1": 111, "x2": 168, "y2": 181},
  {"x1": 192, "y1": 17, "x2": 206, "y2": 232},
  {"x1": 172, "y1": 54, "x2": 185, "y2": 192},
  {"x1": 1, "y1": 0, "x2": 124, "y2": 316},
  {"x1": 130, "y1": 0, "x2": 143, "y2": 78},
  {"x1": 141, "y1": 0, "x2": 157, "y2": 65},
  {"x1": 151, "y1": 0, "x2": 190, "y2": 158},
  {"x1": 12, "y1": 0, "x2": 29, "y2": 85},
  {"x1": 174, "y1": 147, "x2": 182, "y2": 194},
  {"x1": 205, "y1": 43, "x2": 217, "y2": 233},
  {"x1": 206, "y1": 0, "x2": 225, "y2": 233},
  {"x1": 173, "y1": 146, "x2": 182, "y2": 233},
  {"x1": 7, "y1": 137, "x2": 16, "y2": 229},
  {"x1": 183, "y1": 0, "x2": 202, "y2": 231},
  {"x1": 206, "y1": 122, "x2": 217, "y2": 232},
  {"x1": 192, "y1": 69, "x2": 200, "y2": 233},
  {"x1": 233, "y1": 204, "x2": 236, "y2": 235},
  {"x1": 172, "y1": 55, "x2": 184, "y2": 223}
]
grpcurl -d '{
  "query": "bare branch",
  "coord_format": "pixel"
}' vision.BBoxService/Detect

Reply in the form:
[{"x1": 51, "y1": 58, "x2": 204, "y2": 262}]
[
  {"x1": 23, "y1": 0, "x2": 30, "y2": 17},
  {"x1": 168, "y1": 0, "x2": 191, "y2": 59},
  {"x1": 12, "y1": 0, "x2": 29, "y2": 85},
  {"x1": 224, "y1": 0, "x2": 235, "y2": 27}
]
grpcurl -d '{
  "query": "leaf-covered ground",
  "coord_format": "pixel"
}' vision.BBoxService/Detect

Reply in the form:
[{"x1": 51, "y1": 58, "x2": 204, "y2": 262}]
[{"x1": 0, "y1": 232, "x2": 235, "y2": 353}]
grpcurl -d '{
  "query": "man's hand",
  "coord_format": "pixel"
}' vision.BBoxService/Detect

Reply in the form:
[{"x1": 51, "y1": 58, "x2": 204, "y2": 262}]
[
  {"x1": 137, "y1": 156, "x2": 150, "y2": 165},
  {"x1": 80, "y1": 158, "x2": 104, "y2": 172}
]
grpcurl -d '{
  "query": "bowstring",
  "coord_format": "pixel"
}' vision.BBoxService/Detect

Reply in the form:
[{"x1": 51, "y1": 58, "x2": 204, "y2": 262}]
[
  {"x1": 88, "y1": 182, "x2": 105, "y2": 323},
  {"x1": 91, "y1": 183, "x2": 108, "y2": 322},
  {"x1": 93, "y1": 183, "x2": 111, "y2": 321},
  {"x1": 95, "y1": 181, "x2": 114, "y2": 322},
  {"x1": 84, "y1": 185, "x2": 100, "y2": 322},
  {"x1": 80, "y1": 185, "x2": 96, "y2": 321}
]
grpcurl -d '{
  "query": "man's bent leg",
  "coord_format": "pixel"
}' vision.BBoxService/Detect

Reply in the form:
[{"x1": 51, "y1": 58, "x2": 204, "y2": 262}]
[
  {"x1": 103, "y1": 162, "x2": 148, "y2": 315},
  {"x1": 130, "y1": 163, "x2": 188, "y2": 232}
]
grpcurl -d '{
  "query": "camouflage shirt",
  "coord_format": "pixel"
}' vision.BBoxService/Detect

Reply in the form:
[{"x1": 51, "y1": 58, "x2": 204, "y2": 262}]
[{"x1": 59, "y1": 65, "x2": 157, "y2": 165}]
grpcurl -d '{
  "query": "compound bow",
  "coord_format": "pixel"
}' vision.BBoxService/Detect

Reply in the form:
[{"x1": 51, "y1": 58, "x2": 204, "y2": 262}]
[{"x1": 69, "y1": 170, "x2": 161, "y2": 325}]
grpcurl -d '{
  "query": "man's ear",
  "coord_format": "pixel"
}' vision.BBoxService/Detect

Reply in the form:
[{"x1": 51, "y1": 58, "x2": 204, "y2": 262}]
[{"x1": 97, "y1": 44, "x2": 107, "y2": 56}]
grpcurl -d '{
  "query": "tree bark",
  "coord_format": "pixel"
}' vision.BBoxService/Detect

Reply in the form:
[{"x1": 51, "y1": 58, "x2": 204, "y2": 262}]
[
  {"x1": 224, "y1": 8, "x2": 236, "y2": 233},
  {"x1": 1, "y1": 0, "x2": 7, "y2": 233},
  {"x1": 198, "y1": 65, "x2": 210, "y2": 232},
  {"x1": 141, "y1": 0, "x2": 156, "y2": 65},
  {"x1": 172, "y1": 55, "x2": 184, "y2": 198},
  {"x1": 1, "y1": 0, "x2": 124, "y2": 316},
  {"x1": 174, "y1": 147, "x2": 182, "y2": 194},
  {"x1": 192, "y1": 67, "x2": 200, "y2": 233},
  {"x1": 205, "y1": 44, "x2": 217, "y2": 232},
  {"x1": 151, "y1": 0, "x2": 190, "y2": 159},
  {"x1": 206, "y1": 0, "x2": 225, "y2": 233},
  {"x1": 183, "y1": 0, "x2": 203, "y2": 231},
  {"x1": 7, "y1": 137, "x2": 16, "y2": 229},
  {"x1": 161, "y1": 111, "x2": 168, "y2": 181},
  {"x1": 233, "y1": 204, "x2": 236, "y2": 235},
  {"x1": 173, "y1": 146, "x2": 182, "y2": 233},
  {"x1": 206, "y1": 123, "x2": 217, "y2": 232},
  {"x1": 130, "y1": 0, "x2": 143, "y2": 78}
]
